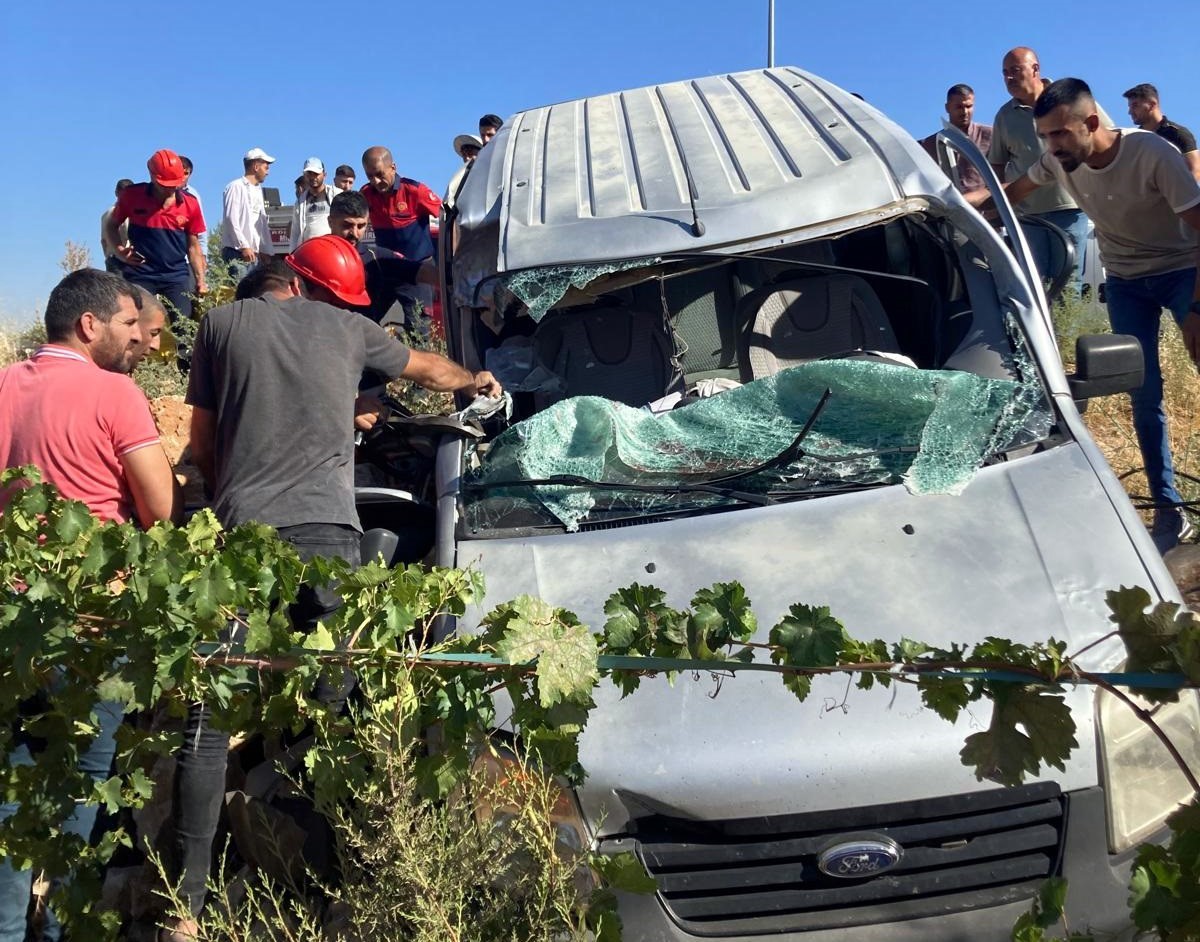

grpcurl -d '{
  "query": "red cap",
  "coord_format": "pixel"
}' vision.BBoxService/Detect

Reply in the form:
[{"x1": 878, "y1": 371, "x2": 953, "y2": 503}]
[
  {"x1": 147, "y1": 149, "x2": 186, "y2": 188},
  {"x1": 285, "y1": 235, "x2": 371, "y2": 306}
]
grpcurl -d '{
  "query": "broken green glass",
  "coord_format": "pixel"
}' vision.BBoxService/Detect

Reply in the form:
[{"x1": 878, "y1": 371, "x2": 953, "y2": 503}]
[
  {"x1": 498, "y1": 258, "x2": 661, "y2": 322},
  {"x1": 469, "y1": 359, "x2": 1046, "y2": 531}
]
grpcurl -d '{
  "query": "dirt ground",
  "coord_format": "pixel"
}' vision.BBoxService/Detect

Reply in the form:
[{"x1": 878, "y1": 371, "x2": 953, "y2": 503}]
[{"x1": 148, "y1": 396, "x2": 206, "y2": 507}]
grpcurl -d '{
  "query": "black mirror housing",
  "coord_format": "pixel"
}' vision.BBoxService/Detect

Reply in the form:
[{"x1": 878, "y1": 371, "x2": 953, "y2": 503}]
[{"x1": 1068, "y1": 334, "x2": 1143, "y2": 402}]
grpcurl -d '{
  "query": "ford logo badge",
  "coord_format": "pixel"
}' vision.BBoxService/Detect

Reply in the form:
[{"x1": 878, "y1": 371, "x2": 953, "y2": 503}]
[{"x1": 817, "y1": 836, "x2": 903, "y2": 878}]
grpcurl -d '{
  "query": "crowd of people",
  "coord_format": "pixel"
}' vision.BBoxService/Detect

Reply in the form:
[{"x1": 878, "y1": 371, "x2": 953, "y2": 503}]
[
  {"x1": 2, "y1": 110, "x2": 508, "y2": 942},
  {"x1": 917, "y1": 46, "x2": 1200, "y2": 555},
  {"x1": 4, "y1": 52, "x2": 1200, "y2": 940}
]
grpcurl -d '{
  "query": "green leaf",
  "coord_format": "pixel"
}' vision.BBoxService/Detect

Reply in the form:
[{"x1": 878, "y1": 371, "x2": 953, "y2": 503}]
[
  {"x1": 53, "y1": 501, "x2": 94, "y2": 544},
  {"x1": 769, "y1": 604, "x2": 847, "y2": 702},
  {"x1": 340, "y1": 560, "x2": 393, "y2": 589},
  {"x1": 1171, "y1": 617, "x2": 1200, "y2": 685},
  {"x1": 593, "y1": 852, "x2": 658, "y2": 894},
  {"x1": 243, "y1": 610, "x2": 275, "y2": 653},
  {"x1": 494, "y1": 596, "x2": 599, "y2": 707},
  {"x1": 92, "y1": 776, "x2": 124, "y2": 815},
  {"x1": 690, "y1": 582, "x2": 756, "y2": 649},
  {"x1": 302, "y1": 624, "x2": 336, "y2": 652},
  {"x1": 960, "y1": 685, "x2": 1077, "y2": 786},
  {"x1": 920, "y1": 677, "x2": 971, "y2": 723}
]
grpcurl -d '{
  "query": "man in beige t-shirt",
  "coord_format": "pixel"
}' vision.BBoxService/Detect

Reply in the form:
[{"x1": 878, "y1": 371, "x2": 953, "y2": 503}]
[{"x1": 972, "y1": 77, "x2": 1200, "y2": 553}]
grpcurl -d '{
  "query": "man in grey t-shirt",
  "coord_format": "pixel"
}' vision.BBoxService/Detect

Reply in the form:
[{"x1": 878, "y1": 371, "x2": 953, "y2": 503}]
[
  {"x1": 973, "y1": 77, "x2": 1200, "y2": 554},
  {"x1": 170, "y1": 235, "x2": 500, "y2": 935},
  {"x1": 988, "y1": 47, "x2": 1114, "y2": 291}
]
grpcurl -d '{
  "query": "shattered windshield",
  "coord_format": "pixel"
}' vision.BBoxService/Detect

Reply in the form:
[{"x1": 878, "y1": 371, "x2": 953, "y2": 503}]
[
  {"x1": 495, "y1": 258, "x2": 661, "y2": 322},
  {"x1": 463, "y1": 358, "x2": 1047, "y2": 533}
]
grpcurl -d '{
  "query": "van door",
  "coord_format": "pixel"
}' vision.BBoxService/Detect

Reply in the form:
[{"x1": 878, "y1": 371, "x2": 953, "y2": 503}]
[{"x1": 936, "y1": 124, "x2": 1063, "y2": 336}]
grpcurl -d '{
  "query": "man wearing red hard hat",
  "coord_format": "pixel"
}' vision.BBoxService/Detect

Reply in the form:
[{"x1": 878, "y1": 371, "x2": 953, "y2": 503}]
[
  {"x1": 162, "y1": 235, "x2": 499, "y2": 938},
  {"x1": 103, "y1": 148, "x2": 207, "y2": 326}
]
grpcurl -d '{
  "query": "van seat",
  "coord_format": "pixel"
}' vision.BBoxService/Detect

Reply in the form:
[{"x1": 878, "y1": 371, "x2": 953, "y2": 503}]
[
  {"x1": 737, "y1": 274, "x2": 899, "y2": 380},
  {"x1": 534, "y1": 304, "x2": 680, "y2": 407}
]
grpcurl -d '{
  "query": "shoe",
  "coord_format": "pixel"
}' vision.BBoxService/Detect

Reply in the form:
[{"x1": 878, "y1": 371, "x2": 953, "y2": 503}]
[{"x1": 1151, "y1": 509, "x2": 1195, "y2": 555}]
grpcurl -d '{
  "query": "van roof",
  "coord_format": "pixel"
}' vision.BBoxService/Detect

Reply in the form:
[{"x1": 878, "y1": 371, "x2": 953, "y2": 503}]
[{"x1": 454, "y1": 66, "x2": 945, "y2": 279}]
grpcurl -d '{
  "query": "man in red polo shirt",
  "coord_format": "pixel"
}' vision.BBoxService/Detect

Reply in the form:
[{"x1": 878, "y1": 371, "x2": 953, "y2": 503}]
[
  {"x1": 360, "y1": 145, "x2": 442, "y2": 260},
  {"x1": 0, "y1": 269, "x2": 180, "y2": 526},
  {"x1": 0, "y1": 268, "x2": 180, "y2": 942},
  {"x1": 106, "y1": 148, "x2": 207, "y2": 324}
]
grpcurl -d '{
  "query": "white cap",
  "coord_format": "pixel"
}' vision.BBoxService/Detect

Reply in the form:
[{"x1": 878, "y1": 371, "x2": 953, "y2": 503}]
[
  {"x1": 302, "y1": 157, "x2": 324, "y2": 173},
  {"x1": 453, "y1": 133, "x2": 483, "y2": 158},
  {"x1": 243, "y1": 147, "x2": 276, "y2": 163}
]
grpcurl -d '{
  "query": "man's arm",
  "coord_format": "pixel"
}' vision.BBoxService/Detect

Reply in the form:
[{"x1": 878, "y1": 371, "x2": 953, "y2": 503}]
[
  {"x1": 965, "y1": 172, "x2": 1041, "y2": 210},
  {"x1": 401, "y1": 349, "x2": 501, "y2": 396},
  {"x1": 289, "y1": 201, "x2": 303, "y2": 253},
  {"x1": 120, "y1": 444, "x2": 182, "y2": 526},
  {"x1": 1172, "y1": 204, "x2": 1200, "y2": 363},
  {"x1": 105, "y1": 201, "x2": 141, "y2": 266},
  {"x1": 187, "y1": 234, "x2": 207, "y2": 294},
  {"x1": 189, "y1": 406, "x2": 217, "y2": 493},
  {"x1": 1186, "y1": 150, "x2": 1200, "y2": 183}
]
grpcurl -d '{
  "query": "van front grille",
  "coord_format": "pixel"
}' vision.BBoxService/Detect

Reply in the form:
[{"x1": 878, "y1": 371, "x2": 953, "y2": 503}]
[{"x1": 633, "y1": 782, "x2": 1066, "y2": 935}]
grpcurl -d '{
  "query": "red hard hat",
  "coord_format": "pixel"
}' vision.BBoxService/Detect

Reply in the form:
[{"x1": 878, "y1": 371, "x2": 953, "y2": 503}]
[
  {"x1": 147, "y1": 149, "x2": 186, "y2": 188},
  {"x1": 285, "y1": 235, "x2": 371, "y2": 306}
]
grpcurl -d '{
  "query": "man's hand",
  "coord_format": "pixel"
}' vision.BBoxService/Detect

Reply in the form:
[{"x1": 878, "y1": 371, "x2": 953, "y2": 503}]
[
  {"x1": 471, "y1": 371, "x2": 502, "y2": 398},
  {"x1": 115, "y1": 244, "x2": 145, "y2": 266},
  {"x1": 354, "y1": 394, "x2": 387, "y2": 431},
  {"x1": 239, "y1": 248, "x2": 257, "y2": 263},
  {"x1": 1182, "y1": 311, "x2": 1200, "y2": 368}
]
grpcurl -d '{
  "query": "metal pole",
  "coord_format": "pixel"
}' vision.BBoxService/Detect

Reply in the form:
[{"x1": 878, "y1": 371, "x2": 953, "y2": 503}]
[{"x1": 767, "y1": 0, "x2": 775, "y2": 67}]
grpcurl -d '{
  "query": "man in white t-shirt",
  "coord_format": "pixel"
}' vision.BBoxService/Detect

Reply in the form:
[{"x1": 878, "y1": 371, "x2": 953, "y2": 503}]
[
  {"x1": 288, "y1": 157, "x2": 338, "y2": 250},
  {"x1": 971, "y1": 77, "x2": 1200, "y2": 552}
]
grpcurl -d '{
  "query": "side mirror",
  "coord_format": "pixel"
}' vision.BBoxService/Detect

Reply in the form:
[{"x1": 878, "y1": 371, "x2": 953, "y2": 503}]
[{"x1": 1068, "y1": 334, "x2": 1143, "y2": 408}]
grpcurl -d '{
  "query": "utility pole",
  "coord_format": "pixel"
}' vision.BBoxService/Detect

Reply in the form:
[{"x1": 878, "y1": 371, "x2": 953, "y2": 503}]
[{"x1": 767, "y1": 0, "x2": 775, "y2": 67}]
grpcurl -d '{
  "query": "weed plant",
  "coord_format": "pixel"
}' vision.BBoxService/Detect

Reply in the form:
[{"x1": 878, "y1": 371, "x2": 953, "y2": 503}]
[{"x1": 154, "y1": 695, "x2": 601, "y2": 941}]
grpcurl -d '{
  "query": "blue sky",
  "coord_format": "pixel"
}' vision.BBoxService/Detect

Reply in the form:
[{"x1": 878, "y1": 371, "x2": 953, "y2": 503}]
[{"x1": 1, "y1": 0, "x2": 1197, "y2": 323}]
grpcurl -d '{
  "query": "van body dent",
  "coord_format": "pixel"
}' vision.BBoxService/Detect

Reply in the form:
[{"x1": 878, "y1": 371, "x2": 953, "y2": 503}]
[{"x1": 435, "y1": 67, "x2": 1198, "y2": 939}]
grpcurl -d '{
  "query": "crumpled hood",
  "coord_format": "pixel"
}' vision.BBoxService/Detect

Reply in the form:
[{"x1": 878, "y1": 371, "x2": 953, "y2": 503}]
[{"x1": 457, "y1": 443, "x2": 1168, "y2": 834}]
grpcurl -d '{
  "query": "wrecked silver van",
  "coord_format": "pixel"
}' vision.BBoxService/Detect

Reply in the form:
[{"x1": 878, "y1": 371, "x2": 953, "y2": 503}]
[{"x1": 434, "y1": 67, "x2": 1200, "y2": 939}]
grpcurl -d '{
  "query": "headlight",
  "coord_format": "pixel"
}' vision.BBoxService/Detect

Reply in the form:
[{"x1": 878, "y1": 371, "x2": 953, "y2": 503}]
[{"x1": 1098, "y1": 685, "x2": 1200, "y2": 853}]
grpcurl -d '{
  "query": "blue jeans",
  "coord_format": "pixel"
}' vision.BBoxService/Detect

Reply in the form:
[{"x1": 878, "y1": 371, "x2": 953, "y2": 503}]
[
  {"x1": 1027, "y1": 208, "x2": 1089, "y2": 295},
  {"x1": 170, "y1": 523, "x2": 361, "y2": 916},
  {"x1": 1105, "y1": 266, "x2": 1198, "y2": 505},
  {"x1": 0, "y1": 696, "x2": 125, "y2": 942}
]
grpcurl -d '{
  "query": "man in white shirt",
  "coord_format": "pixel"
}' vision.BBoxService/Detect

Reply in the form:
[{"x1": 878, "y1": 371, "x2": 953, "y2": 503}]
[
  {"x1": 219, "y1": 147, "x2": 275, "y2": 279},
  {"x1": 289, "y1": 158, "x2": 338, "y2": 251}
]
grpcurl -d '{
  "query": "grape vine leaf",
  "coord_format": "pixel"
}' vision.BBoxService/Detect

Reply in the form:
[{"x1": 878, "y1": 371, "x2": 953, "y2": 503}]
[
  {"x1": 769, "y1": 604, "x2": 847, "y2": 701},
  {"x1": 1106, "y1": 586, "x2": 1192, "y2": 703},
  {"x1": 920, "y1": 677, "x2": 971, "y2": 722},
  {"x1": 959, "y1": 685, "x2": 1076, "y2": 786},
  {"x1": 494, "y1": 596, "x2": 599, "y2": 707},
  {"x1": 592, "y1": 852, "x2": 658, "y2": 894}
]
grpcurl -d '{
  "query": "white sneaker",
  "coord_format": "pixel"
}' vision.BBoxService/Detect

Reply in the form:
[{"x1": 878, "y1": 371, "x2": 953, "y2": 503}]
[{"x1": 1151, "y1": 509, "x2": 1195, "y2": 555}]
